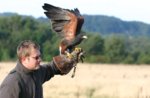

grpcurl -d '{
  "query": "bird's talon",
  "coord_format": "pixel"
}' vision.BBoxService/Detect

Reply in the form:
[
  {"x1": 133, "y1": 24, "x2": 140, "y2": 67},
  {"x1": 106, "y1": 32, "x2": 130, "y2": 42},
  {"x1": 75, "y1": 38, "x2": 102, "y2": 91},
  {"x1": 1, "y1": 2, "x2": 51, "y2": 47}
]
[
  {"x1": 75, "y1": 47, "x2": 82, "y2": 52},
  {"x1": 65, "y1": 52, "x2": 73, "y2": 59}
]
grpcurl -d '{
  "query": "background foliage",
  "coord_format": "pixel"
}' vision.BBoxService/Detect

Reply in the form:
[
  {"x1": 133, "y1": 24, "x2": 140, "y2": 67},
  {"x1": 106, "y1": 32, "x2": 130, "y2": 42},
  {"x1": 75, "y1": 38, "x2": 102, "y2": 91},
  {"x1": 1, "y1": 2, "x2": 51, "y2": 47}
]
[{"x1": 0, "y1": 14, "x2": 150, "y2": 64}]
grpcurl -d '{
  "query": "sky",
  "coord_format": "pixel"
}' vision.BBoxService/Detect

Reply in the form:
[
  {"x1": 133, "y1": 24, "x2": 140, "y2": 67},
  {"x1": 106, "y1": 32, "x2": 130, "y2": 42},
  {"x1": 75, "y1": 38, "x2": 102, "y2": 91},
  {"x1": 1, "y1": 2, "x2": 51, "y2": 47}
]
[{"x1": 0, "y1": 0, "x2": 150, "y2": 24}]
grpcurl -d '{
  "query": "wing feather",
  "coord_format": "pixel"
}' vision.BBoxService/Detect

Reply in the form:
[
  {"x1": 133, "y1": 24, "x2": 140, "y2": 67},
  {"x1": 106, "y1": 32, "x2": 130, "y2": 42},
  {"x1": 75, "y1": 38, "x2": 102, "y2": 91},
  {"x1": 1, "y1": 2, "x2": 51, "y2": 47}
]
[
  {"x1": 74, "y1": 9, "x2": 84, "y2": 35},
  {"x1": 42, "y1": 3, "x2": 78, "y2": 40}
]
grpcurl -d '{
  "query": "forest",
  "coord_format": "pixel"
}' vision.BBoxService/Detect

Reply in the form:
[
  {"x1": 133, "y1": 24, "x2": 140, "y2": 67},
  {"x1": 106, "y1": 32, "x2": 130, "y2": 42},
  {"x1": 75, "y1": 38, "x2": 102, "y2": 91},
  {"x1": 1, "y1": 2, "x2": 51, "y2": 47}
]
[{"x1": 0, "y1": 14, "x2": 150, "y2": 64}]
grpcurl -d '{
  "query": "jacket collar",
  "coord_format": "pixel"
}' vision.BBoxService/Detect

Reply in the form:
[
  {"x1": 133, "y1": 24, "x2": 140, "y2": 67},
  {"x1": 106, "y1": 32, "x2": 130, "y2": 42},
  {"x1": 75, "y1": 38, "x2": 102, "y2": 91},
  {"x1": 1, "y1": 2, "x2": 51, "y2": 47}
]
[{"x1": 16, "y1": 60, "x2": 33, "y2": 74}]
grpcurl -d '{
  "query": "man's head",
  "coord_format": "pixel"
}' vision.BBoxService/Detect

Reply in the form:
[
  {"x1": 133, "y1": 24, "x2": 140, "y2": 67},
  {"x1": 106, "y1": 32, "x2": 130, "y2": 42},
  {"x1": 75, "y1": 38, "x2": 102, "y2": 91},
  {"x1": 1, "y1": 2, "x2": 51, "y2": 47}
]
[{"x1": 17, "y1": 40, "x2": 41, "y2": 70}]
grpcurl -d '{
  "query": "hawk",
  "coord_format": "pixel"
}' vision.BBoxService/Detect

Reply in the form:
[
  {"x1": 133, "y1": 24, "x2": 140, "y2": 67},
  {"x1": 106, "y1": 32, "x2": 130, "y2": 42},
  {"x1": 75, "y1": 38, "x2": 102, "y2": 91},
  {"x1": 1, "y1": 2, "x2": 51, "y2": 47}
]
[{"x1": 42, "y1": 3, "x2": 87, "y2": 57}]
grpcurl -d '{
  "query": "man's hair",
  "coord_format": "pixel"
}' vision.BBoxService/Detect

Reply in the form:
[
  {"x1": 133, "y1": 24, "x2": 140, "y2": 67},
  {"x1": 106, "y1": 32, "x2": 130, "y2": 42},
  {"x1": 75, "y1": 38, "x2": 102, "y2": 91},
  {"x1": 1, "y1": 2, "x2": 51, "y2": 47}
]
[{"x1": 17, "y1": 40, "x2": 40, "y2": 60}]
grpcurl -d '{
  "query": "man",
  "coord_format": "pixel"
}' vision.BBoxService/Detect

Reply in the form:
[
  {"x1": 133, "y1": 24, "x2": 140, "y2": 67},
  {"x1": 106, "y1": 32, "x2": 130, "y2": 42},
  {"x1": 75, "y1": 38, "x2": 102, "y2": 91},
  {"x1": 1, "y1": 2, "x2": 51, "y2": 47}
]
[{"x1": 0, "y1": 40, "x2": 82, "y2": 98}]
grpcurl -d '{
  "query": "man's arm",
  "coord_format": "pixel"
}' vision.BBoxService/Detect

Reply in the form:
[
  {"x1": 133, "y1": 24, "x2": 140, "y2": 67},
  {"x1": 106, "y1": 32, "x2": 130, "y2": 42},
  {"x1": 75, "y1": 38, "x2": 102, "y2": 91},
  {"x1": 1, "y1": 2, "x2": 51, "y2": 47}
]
[
  {"x1": 39, "y1": 61, "x2": 61, "y2": 83},
  {"x1": 40, "y1": 48, "x2": 84, "y2": 82}
]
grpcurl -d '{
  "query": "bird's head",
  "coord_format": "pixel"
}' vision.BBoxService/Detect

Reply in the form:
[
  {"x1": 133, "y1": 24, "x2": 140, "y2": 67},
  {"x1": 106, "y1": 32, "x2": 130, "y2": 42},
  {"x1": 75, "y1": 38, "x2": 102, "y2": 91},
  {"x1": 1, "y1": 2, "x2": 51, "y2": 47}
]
[
  {"x1": 82, "y1": 35, "x2": 88, "y2": 39},
  {"x1": 77, "y1": 33, "x2": 88, "y2": 40}
]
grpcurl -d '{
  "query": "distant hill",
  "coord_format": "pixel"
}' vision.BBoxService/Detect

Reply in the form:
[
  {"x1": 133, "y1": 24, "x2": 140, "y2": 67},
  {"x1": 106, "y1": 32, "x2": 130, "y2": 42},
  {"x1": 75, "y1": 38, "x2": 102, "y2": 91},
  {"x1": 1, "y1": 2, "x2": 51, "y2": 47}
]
[
  {"x1": 83, "y1": 15, "x2": 150, "y2": 36},
  {"x1": 1, "y1": 12, "x2": 150, "y2": 36},
  {"x1": 0, "y1": 12, "x2": 18, "y2": 17}
]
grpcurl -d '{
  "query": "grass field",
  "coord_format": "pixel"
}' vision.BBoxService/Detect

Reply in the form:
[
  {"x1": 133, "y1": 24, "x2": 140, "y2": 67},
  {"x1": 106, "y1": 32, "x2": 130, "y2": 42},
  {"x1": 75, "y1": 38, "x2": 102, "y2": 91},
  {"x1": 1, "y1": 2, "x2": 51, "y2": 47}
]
[{"x1": 1, "y1": 62, "x2": 150, "y2": 98}]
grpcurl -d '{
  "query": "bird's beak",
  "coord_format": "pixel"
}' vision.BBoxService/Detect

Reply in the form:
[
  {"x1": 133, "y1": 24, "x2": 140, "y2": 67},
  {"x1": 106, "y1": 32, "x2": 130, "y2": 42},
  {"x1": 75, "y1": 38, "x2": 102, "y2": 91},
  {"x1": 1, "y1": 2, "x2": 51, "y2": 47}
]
[{"x1": 82, "y1": 35, "x2": 88, "y2": 39}]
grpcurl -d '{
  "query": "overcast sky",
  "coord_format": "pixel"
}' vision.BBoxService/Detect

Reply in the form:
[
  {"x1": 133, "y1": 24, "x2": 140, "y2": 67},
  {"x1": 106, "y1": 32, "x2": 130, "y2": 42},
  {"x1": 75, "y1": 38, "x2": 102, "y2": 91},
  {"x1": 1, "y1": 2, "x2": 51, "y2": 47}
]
[{"x1": 0, "y1": 0, "x2": 150, "y2": 24}]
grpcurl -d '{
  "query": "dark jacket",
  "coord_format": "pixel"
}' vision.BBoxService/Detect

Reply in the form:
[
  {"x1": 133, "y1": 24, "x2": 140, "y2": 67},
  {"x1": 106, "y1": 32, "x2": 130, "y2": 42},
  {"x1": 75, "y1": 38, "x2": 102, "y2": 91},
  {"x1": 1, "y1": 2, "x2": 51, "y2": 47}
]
[{"x1": 0, "y1": 61, "x2": 61, "y2": 98}]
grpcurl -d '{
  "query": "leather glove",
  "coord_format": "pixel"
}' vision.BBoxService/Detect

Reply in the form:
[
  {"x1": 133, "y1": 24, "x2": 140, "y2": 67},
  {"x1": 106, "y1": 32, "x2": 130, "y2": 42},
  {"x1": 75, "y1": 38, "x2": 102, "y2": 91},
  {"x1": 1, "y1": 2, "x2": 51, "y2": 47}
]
[
  {"x1": 53, "y1": 48, "x2": 85, "y2": 75},
  {"x1": 53, "y1": 54, "x2": 75, "y2": 75}
]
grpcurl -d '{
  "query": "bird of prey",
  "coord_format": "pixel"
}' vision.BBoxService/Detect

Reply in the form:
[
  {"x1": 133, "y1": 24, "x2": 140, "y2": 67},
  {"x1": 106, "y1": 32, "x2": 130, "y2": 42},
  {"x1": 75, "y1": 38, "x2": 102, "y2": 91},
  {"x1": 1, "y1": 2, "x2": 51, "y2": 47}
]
[{"x1": 42, "y1": 3, "x2": 87, "y2": 57}]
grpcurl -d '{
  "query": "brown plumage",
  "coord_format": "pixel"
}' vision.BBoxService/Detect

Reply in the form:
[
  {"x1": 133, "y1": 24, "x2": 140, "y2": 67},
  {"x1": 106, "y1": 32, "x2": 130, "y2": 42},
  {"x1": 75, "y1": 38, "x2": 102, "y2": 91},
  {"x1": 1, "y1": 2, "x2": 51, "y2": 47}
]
[{"x1": 42, "y1": 3, "x2": 86, "y2": 55}]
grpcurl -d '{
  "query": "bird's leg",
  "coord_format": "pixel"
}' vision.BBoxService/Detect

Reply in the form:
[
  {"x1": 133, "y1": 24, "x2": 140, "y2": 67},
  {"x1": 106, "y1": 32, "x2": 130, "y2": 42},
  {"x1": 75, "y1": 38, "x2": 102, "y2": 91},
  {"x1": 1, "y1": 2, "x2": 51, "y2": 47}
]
[
  {"x1": 74, "y1": 47, "x2": 82, "y2": 53},
  {"x1": 64, "y1": 51, "x2": 73, "y2": 59},
  {"x1": 64, "y1": 47, "x2": 81, "y2": 59}
]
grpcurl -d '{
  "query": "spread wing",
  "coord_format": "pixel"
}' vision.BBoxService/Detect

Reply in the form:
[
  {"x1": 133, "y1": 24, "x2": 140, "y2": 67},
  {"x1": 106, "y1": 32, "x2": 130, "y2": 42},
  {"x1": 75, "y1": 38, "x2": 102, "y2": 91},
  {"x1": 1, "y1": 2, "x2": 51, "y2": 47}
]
[{"x1": 42, "y1": 3, "x2": 84, "y2": 41}]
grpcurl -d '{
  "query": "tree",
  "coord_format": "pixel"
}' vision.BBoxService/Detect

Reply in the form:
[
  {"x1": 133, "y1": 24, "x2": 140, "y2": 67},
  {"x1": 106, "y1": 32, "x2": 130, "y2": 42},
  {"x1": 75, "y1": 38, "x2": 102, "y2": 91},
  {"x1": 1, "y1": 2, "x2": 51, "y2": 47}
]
[{"x1": 104, "y1": 35, "x2": 126, "y2": 63}]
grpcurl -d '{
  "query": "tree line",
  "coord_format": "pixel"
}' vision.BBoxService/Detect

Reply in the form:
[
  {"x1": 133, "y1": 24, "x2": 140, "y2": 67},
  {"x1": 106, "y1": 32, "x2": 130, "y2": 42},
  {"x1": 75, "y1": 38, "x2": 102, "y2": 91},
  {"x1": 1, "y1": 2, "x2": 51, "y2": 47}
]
[{"x1": 0, "y1": 15, "x2": 150, "y2": 64}]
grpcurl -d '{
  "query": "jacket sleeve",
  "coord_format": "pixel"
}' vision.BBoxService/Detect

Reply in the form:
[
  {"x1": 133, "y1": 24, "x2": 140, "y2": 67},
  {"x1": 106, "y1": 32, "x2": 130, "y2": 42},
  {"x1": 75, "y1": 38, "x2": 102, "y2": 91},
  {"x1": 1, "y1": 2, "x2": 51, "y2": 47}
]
[
  {"x1": 39, "y1": 61, "x2": 61, "y2": 83},
  {"x1": 0, "y1": 74, "x2": 21, "y2": 98}
]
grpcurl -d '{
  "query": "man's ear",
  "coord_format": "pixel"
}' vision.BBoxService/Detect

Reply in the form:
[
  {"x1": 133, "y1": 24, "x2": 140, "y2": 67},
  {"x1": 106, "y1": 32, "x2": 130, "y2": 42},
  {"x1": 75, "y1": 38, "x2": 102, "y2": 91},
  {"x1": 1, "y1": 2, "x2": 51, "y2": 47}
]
[{"x1": 21, "y1": 56, "x2": 28, "y2": 63}]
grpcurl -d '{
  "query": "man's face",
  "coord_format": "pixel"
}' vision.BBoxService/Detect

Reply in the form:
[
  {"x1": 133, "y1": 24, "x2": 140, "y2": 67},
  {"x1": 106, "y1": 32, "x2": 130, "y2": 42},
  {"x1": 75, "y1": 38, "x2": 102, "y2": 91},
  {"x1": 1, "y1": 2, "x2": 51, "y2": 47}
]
[{"x1": 25, "y1": 48, "x2": 41, "y2": 70}]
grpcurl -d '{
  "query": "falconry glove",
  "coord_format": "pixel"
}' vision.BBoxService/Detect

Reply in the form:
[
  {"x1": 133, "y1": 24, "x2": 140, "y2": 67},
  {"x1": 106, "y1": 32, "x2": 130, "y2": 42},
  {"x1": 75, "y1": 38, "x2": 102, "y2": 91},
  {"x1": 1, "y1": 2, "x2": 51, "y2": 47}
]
[{"x1": 53, "y1": 48, "x2": 85, "y2": 75}]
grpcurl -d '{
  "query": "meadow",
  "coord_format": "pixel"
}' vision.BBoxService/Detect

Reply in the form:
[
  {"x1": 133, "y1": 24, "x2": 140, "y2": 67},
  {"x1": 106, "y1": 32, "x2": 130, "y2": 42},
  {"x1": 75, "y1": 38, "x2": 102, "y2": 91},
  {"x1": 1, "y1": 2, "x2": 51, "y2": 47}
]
[{"x1": 0, "y1": 62, "x2": 150, "y2": 98}]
